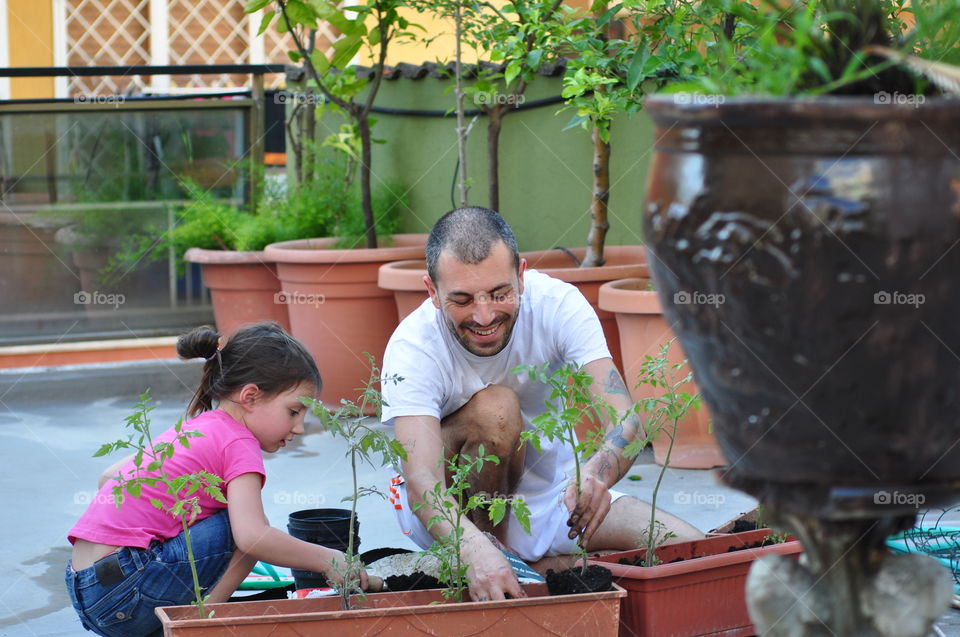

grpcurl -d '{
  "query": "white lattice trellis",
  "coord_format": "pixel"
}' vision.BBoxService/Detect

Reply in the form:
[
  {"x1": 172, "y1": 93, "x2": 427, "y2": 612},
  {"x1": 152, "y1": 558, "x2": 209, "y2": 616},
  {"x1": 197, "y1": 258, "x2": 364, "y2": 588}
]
[
  {"x1": 65, "y1": 0, "x2": 151, "y2": 96},
  {"x1": 61, "y1": 0, "x2": 340, "y2": 96}
]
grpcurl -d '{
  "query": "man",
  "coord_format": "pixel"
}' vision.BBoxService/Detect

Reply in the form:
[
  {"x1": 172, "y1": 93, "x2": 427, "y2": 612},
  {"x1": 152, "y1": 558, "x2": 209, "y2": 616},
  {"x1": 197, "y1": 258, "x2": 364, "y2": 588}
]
[{"x1": 381, "y1": 207, "x2": 702, "y2": 601}]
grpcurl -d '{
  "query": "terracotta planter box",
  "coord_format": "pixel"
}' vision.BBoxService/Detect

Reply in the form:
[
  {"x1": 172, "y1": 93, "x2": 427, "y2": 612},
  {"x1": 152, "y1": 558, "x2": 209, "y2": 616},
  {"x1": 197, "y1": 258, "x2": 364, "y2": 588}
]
[
  {"x1": 590, "y1": 530, "x2": 802, "y2": 637},
  {"x1": 185, "y1": 248, "x2": 290, "y2": 336},
  {"x1": 156, "y1": 582, "x2": 626, "y2": 636},
  {"x1": 263, "y1": 234, "x2": 428, "y2": 407},
  {"x1": 598, "y1": 277, "x2": 725, "y2": 469}
]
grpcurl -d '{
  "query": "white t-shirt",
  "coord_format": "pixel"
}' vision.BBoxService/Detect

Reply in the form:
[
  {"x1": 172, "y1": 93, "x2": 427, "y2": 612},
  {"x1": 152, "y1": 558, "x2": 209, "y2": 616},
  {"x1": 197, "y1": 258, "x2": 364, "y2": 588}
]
[{"x1": 381, "y1": 269, "x2": 611, "y2": 559}]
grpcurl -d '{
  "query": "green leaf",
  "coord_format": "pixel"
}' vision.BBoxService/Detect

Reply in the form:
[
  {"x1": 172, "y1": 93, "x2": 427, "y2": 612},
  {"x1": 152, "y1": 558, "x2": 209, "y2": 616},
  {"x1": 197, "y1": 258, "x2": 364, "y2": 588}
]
[
  {"x1": 526, "y1": 49, "x2": 543, "y2": 70},
  {"x1": 307, "y1": 49, "x2": 326, "y2": 72},
  {"x1": 257, "y1": 10, "x2": 275, "y2": 36},
  {"x1": 285, "y1": 0, "x2": 317, "y2": 28},
  {"x1": 331, "y1": 34, "x2": 363, "y2": 69},
  {"x1": 488, "y1": 499, "x2": 507, "y2": 526},
  {"x1": 149, "y1": 497, "x2": 164, "y2": 509},
  {"x1": 93, "y1": 443, "x2": 114, "y2": 458},
  {"x1": 627, "y1": 47, "x2": 650, "y2": 91},
  {"x1": 245, "y1": 0, "x2": 272, "y2": 13},
  {"x1": 504, "y1": 60, "x2": 521, "y2": 87}
]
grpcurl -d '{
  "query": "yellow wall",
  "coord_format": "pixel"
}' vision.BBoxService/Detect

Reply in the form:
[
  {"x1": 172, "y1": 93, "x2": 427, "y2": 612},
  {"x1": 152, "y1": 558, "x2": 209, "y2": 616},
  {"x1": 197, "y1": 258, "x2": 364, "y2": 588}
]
[{"x1": 8, "y1": 0, "x2": 55, "y2": 98}]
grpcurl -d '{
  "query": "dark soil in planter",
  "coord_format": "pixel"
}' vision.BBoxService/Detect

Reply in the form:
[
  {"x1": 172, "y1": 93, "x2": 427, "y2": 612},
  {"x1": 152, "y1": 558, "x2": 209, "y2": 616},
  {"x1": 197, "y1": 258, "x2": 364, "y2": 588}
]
[
  {"x1": 619, "y1": 537, "x2": 783, "y2": 567},
  {"x1": 731, "y1": 519, "x2": 758, "y2": 533},
  {"x1": 385, "y1": 571, "x2": 444, "y2": 591},
  {"x1": 546, "y1": 564, "x2": 613, "y2": 595}
]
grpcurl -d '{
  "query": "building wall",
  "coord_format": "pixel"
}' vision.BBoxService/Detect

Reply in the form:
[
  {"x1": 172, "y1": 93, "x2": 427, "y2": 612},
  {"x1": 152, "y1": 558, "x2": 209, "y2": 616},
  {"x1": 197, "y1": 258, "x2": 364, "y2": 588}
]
[
  {"x1": 306, "y1": 73, "x2": 653, "y2": 251},
  {"x1": 7, "y1": 0, "x2": 55, "y2": 98}
]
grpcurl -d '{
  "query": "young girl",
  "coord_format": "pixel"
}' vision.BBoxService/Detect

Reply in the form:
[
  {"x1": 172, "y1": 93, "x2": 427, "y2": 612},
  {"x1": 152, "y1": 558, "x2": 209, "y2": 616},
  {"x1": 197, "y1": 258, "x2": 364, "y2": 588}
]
[{"x1": 65, "y1": 322, "x2": 369, "y2": 637}]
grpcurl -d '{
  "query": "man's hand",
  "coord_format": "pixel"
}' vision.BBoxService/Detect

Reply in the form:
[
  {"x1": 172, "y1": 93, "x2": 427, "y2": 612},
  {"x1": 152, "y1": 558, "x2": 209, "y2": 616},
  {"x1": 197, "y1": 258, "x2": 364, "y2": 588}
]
[
  {"x1": 462, "y1": 532, "x2": 526, "y2": 601},
  {"x1": 563, "y1": 470, "x2": 612, "y2": 546}
]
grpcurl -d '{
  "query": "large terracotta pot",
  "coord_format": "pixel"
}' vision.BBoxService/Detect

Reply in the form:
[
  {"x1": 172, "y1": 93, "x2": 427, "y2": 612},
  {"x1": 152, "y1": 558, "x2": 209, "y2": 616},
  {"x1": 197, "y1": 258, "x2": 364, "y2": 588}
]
[
  {"x1": 263, "y1": 234, "x2": 428, "y2": 407},
  {"x1": 520, "y1": 245, "x2": 649, "y2": 377},
  {"x1": 377, "y1": 259, "x2": 430, "y2": 319},
  {"x1": 641, "y1": 95, "x2": 960, "y2": 515},
  {"x1": 598, "y1": 277, "x2": 724, "y2": 469},
  {"x1": 184, "y1": 248, "x2": 290, "y2": 337},
  {"x1": 156, "y1": 582, "x2": 626, "y2": 636}
]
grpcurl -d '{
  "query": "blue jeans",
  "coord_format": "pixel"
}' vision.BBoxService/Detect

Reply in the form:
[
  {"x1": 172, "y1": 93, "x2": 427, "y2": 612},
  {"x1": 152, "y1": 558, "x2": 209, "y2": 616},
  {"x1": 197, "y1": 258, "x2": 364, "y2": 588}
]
[{"x1": 65, "y1": 510, "x2": 234, "y2": 637}]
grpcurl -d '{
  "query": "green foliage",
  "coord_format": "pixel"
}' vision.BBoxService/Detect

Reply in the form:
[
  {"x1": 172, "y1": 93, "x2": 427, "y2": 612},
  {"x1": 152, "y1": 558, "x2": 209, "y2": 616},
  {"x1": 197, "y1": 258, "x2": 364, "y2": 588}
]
[
  {"x1": 249, "y1": 0, "x2": 419, "y2": 247},
  {"x1": 104, "y1": 157, "x2": 407, "y2": 281},
  {"x1": 513, "y1": 361, "x2": 618, "y2": 573},
  {"x1": 96, "y1": 390, "x2": 225, "y2": 619},
  {"x1": 624, "y1": 339, "x2": 701, "y2": 567},
  {"x1": 683, "y1": 0, "x2": 960, "y2": 97},
  {"x1": 303, "y1": 354, "x2": 407, "y2": 609},
  {"x1": 415, "y1": 446, "x2": 531, "y2": 602}
]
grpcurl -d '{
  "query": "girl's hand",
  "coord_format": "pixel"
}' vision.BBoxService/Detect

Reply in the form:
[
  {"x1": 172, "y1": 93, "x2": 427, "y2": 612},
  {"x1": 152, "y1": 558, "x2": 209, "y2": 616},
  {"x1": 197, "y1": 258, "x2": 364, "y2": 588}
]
[{"x1": 322, "y1": 549, "x2": 369, "y2": 591}]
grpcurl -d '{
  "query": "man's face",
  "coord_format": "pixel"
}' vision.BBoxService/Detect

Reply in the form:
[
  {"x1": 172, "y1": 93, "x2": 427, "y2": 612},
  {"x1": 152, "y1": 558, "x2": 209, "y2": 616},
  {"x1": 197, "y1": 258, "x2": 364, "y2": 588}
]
[{"x1": 424, "y1": 241, "x2": 526, "y2": 357}]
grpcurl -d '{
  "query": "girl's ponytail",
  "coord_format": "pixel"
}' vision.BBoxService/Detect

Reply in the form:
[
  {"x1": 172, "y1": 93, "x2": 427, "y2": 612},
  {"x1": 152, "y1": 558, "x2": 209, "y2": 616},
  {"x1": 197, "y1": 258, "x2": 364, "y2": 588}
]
[
  {"x1": 177, "y1": 322, "x2": 320, "y2": 417},
  {"x1": 177, "y1": 326, "x2": 222, "y2": 417}
]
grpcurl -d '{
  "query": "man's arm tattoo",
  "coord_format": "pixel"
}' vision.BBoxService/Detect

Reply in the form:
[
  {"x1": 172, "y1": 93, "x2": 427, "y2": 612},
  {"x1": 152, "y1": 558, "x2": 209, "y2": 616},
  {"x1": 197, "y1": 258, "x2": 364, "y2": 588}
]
[
  {"x1": 603, "y1": 369, "x2": 630, "y2": 397},
  {"x1": 604, "y1": 423, "x2": 629, "y2": 450}
]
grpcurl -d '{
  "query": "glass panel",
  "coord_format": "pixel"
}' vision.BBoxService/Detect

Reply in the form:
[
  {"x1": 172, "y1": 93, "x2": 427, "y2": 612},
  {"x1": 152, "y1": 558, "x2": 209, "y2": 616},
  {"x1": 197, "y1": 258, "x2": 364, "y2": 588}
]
[{"x1": 0, "y1": 103, "x2": 248, "y2": 344}]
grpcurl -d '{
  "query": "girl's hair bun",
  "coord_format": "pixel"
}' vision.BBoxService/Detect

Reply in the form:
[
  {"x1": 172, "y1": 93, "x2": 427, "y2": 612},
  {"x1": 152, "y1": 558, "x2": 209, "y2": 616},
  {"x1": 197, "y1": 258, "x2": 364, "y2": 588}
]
[{"x1": 177, "y1": 326, "x2": 221, "y2": 361}]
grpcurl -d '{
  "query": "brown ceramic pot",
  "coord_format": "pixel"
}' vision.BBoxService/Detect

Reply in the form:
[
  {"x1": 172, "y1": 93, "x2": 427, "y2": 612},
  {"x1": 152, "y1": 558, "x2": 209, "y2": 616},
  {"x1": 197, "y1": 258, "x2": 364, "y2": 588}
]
[{"x1": 642, "y1": 95, "x2": 960, "y2": 515}]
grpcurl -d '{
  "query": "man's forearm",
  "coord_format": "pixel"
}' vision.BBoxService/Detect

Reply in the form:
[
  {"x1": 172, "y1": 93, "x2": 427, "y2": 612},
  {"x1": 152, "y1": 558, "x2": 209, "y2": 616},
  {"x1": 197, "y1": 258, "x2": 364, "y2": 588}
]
[{"x1": 587, "y1": 411, "x2": 643, "y2": 487}]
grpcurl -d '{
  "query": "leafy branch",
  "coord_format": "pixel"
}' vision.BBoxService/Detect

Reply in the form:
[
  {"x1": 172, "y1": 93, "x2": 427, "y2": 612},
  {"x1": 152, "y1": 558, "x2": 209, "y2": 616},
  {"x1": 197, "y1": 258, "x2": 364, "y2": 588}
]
[
  {"x1": 95, "y1": 390, "x2": 226, "y2": 619},
  {"x1": 416, "y1": 446, "x2": 531, "y2": 602},
  {"x1": 514, "y1": 362, "x2": 617, "y2": 575},
  {"x1": 304, "y1": 353, "x2": 407, "y2": 609}
]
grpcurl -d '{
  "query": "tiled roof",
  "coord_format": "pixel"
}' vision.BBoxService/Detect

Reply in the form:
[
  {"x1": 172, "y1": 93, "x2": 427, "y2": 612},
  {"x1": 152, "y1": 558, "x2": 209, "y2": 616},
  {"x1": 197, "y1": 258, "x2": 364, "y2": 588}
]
[{"x1": 286, "y1": 59, "x2": 568, "y2": 82}]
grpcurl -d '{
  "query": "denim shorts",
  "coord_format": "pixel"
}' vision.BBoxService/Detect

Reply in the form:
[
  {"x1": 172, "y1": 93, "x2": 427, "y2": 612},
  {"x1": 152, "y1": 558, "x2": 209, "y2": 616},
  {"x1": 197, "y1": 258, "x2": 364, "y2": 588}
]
[{"x1": 65, "y1": 510, "x2": 234, "y2": 637}]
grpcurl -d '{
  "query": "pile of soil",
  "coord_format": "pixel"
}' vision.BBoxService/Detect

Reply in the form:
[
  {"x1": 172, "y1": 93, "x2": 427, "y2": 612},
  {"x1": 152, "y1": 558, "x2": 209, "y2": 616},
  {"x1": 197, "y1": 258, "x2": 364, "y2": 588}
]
[
  {"x1": 385, "y1": 572, "x2": 444, "y2": 591},
  {"x1": 545, "y1": 565, "x2": 613, "y2": 595}
]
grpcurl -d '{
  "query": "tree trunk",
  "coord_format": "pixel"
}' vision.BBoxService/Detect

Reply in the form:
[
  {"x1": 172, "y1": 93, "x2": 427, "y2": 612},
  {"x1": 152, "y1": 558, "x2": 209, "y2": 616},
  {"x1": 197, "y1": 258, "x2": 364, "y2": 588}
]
[
  {"x1": 454, "y1": 1, "x2": 469, "y2": 206},
  {"x1": 358, "y1": 111, "x2": 377, "y2": 249},
  {"x1": 487, "y1": 105, "x2": 503, "y2": 212},
  {"x1": 582, "y1": 125, "x2": 610, "y2": 267}
]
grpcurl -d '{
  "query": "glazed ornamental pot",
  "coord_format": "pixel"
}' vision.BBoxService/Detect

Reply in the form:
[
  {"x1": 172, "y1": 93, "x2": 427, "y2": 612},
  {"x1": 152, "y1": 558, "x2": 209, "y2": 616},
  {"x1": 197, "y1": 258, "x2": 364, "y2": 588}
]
[{"x1": 641, "y1": 95, "x2": 960, "y2": 517}]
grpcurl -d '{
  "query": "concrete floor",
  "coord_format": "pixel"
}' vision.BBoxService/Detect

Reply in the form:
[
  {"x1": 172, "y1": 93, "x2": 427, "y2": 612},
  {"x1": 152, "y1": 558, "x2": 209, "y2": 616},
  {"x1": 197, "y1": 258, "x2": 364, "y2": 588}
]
[{"x1": 1, "y1": 359, "x2": 958, "y2": 636}]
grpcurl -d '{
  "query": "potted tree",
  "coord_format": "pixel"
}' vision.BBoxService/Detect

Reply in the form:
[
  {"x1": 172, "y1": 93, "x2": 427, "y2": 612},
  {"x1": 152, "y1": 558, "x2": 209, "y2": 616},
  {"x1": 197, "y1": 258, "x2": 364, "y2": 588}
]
[{"x1": 252, "y1": 0, "x2": 428, "y2": 407}]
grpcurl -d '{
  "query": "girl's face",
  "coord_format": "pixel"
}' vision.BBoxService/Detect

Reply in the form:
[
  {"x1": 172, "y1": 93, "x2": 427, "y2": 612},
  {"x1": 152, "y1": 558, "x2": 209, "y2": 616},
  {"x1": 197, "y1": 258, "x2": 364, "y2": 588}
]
[{"x1": 244, "y1": 381, "x2": 317, "y2": 453}]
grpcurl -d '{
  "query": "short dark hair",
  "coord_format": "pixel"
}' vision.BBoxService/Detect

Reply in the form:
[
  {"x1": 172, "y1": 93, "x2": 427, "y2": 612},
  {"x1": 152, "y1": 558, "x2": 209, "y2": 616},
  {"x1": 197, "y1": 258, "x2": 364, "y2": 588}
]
[
  {"x1": 425, "y1": 207, "x2": 519, "y2": 283},
  {"x1": 177, "y1": 322, "x2": 321, "y2": 417}
]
